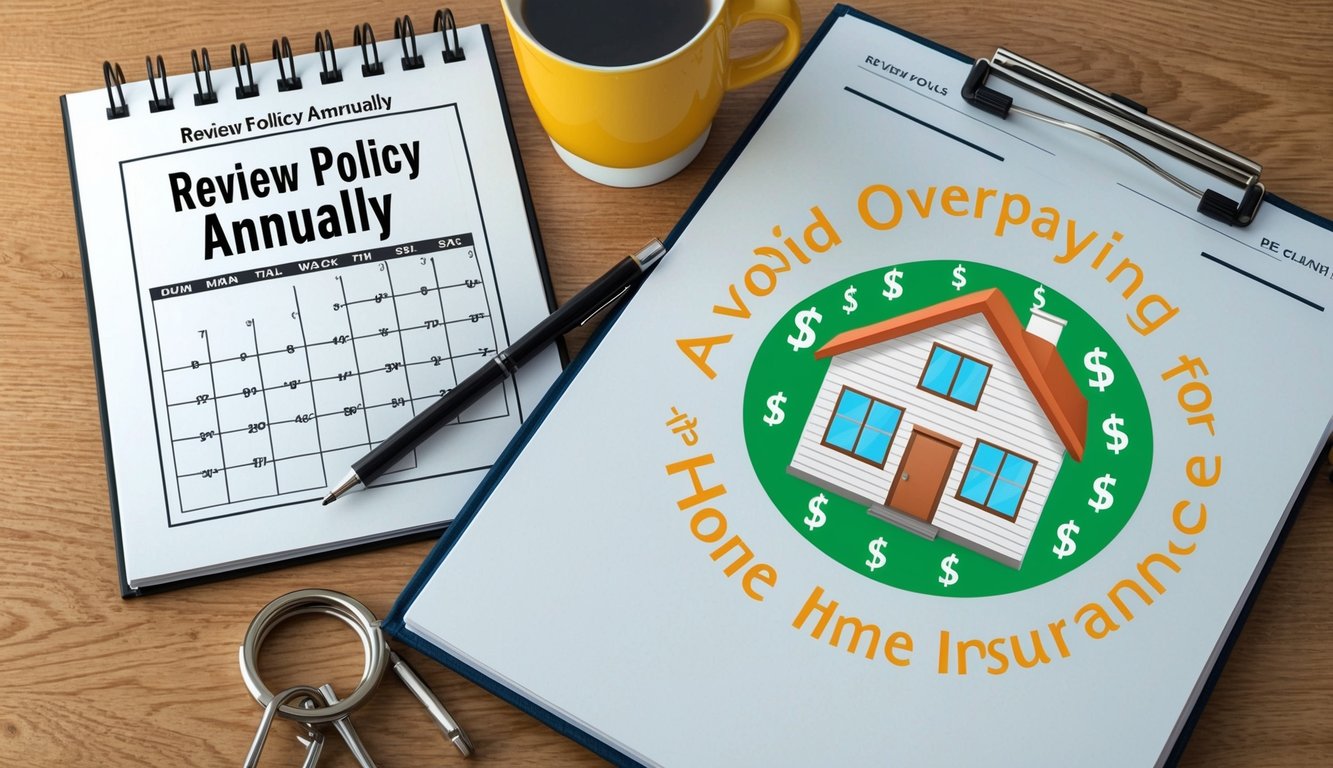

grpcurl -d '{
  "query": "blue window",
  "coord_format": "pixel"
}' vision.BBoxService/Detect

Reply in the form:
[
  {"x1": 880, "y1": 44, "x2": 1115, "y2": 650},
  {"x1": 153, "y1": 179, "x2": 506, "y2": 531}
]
[
  {"x1": 919, "y1": 344, "x2": 991, "y2": 408},
  {"x1": 822, "y1": 387, "x2": 904, "y2": 466},
  {"x1": 958, "y1": 441, "x2": 1036, "y2": 520}
]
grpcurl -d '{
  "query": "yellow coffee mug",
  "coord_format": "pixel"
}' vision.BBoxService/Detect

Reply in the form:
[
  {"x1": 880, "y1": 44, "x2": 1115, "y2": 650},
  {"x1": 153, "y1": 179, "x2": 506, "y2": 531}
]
[{"x1": 501, "y1": 0, "x2": 803, "y2": 187}]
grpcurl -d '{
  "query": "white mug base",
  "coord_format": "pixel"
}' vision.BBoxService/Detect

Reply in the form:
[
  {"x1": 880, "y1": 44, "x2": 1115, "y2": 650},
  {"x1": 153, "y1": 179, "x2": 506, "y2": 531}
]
[{"x1": 550, "y1": 127, "x2": 712, "y2": 188}]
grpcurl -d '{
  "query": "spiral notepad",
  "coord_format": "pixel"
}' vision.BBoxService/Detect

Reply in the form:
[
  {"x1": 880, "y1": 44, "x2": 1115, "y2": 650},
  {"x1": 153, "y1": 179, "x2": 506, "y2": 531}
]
[{"x1": 61, "y1": 10, "x2": 563, "y2": 596}]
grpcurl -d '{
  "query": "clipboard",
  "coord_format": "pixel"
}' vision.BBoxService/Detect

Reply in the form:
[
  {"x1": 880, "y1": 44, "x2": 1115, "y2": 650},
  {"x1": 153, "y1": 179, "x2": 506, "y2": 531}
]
[{"x1": 385, "y1": 5, "x2": 1333, "y2": 766}]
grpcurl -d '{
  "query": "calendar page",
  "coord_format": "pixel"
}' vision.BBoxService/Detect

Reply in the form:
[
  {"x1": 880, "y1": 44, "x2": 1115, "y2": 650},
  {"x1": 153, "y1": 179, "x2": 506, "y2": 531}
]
[
  {"x1": 62, "y1": 24, "x2": 561, "y2": 593},
  {"x1": 128, "y1": 107, "x2": 515, "y2": 524}
]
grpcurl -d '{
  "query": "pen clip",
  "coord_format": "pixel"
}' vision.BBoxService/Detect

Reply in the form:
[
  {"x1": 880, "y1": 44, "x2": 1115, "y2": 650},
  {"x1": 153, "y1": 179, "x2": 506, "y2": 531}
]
[
  {"x1": 579, "y1": 284, "x2": 633, "y2": 327},
  {"x1": 577, "y1": 239, "x2": 664, "y2": 327}
]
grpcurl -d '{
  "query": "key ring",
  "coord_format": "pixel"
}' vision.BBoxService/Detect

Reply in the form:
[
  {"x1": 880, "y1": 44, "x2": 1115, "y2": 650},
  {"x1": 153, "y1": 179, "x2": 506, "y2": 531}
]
[
  {"x1": 239, "y1": 588, "x2": 386, "y2": 724},
  {"x1": 239, "y1": 588, "x2": 473, "y2": 765}
]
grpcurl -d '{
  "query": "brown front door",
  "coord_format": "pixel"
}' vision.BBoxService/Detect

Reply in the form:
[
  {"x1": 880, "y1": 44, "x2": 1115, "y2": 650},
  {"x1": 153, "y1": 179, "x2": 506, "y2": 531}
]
[{"x1": 886, "y1": 430, "x2": 959, "y2": 522}]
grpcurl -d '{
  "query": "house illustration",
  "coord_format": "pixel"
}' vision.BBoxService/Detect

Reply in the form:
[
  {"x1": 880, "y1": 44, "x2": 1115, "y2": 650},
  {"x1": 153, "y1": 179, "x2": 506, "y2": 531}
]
[{"x1": 787, "y1": 289, "x2": 1087, "y2": 568}]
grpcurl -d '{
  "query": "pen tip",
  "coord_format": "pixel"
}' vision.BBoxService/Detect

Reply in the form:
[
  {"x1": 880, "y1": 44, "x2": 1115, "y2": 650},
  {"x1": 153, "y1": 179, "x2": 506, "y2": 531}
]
[{"x1": 322, "y1": 469, "x2": 361, "y2": 506}]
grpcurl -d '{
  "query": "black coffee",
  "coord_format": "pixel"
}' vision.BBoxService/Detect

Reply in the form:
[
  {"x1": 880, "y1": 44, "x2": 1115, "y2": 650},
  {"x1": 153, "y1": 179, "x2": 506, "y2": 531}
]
[{"x1": 521, "y1": 0, "x2": 712, "y2": 67}]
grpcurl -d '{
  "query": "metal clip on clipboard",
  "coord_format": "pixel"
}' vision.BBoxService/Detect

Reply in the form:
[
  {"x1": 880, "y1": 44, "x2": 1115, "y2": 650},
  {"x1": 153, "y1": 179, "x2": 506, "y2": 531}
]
[{"x1": 961, "y1": 49, "x2": 1265, "y2": 227}]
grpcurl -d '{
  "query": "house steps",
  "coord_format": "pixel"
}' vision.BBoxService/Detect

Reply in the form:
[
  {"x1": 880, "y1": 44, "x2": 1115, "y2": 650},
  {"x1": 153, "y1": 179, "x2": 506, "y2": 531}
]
[{"x1": 866, "y1": 504, "x2": 939, "y2": 540}]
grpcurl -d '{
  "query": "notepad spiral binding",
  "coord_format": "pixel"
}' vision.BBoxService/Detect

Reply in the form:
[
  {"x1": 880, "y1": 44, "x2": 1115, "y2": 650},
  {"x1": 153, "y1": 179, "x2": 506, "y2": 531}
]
[{"x1": 101, "y1": 9, "x2": 465, "y2": 121}]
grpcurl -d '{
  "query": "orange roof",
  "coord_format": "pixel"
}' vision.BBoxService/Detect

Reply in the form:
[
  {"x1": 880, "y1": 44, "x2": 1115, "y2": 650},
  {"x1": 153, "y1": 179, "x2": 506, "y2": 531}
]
[{"x1": 816, "y1": 289, "x2": 1087, "y2": 460}]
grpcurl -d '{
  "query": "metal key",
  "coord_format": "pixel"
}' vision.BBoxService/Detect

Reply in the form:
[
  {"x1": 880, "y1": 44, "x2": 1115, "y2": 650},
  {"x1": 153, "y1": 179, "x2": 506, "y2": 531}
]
[
  {"x1": 316, "y1": 684, "x2": 377, "y2": 768},
  {"x1": 243, "y1": 685, "x2": 327, "y2": 768},
  {"x1": 297, "y1": 699, "x2": 326, "y2": 768},
  {"x1": 390, "y1": 651, "x2": 474, "y2": 757}
]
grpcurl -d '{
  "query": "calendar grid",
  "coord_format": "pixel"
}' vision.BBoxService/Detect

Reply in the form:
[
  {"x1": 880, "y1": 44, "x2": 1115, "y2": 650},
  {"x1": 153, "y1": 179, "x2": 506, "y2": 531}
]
[{"x1": 148, "y1": 233, "x2": 509, "y2": 521}]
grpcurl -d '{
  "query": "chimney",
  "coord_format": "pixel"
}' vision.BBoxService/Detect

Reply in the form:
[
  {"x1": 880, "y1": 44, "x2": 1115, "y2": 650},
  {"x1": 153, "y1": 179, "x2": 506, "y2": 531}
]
[{"x1": 1026, "y1": 308, "x2": 1066, "y2": 346}]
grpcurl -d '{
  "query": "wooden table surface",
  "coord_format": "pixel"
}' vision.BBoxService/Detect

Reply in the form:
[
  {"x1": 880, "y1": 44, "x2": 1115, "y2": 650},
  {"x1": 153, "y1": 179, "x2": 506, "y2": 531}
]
[{"x1": 2, "y1": 0, "x2": 1330, "y2": 765}]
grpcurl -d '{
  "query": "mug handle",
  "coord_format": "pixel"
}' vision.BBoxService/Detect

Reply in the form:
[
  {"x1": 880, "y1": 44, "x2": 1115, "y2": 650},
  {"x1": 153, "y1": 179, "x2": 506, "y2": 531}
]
[{"x1": 725, "y1": 0, "x2": 802, "y2": 91}]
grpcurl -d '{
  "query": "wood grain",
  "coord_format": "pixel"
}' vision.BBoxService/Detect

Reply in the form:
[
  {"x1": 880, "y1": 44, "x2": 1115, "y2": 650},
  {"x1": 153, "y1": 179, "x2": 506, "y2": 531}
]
[{"x1": 1, "y1": 1, "x2": 1329, "y2": 765}]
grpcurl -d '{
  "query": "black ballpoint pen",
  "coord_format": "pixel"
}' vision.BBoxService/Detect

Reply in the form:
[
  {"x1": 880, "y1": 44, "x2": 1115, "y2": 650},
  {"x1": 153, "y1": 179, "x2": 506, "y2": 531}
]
[{"x1": 322, "y1": 239, "x2": 667, "y2": 505}]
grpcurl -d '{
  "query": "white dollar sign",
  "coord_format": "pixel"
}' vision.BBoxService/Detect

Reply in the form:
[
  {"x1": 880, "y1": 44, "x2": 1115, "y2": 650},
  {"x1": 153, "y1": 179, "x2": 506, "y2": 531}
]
[
  {"x1": 763, "y1": 392, "x2": 787, "y2": 426},
  {"x1": 1032, "y1": 285, "x2": 1047, "y2": 311},
  {"x1": 1052, "y1": 520, "x2": 1080, "y2": 559},
  {"x1": 881, "y1": 268, "x2": 904, "y2": 300},
  {"x1": 938, "y1": 553, "x2": 959, "y2": 587},
  {"x1": 1088, "y1": 474, "x2": 1117, "y2": 512},
  {"x1": 805, "y1": 494, "x2": 828, "y2": 531},
  {"x1": 787, "y1": 307, "x2": 823, "y2": 351},
  {"x1": 951, "y1": 264, "x2": 967, "y2": 290},
  {"x1": 1084, "y1": 347, "x2": 1115, "y2": 392},
  {"x1": 866, "y1": 537, "x2": 888, "y2": 571},
  {"x1": 1102, "y1": 414, "x2": 1129, "y2": 454},
  {"x1": 842, "y1": 285, "x2": 859, "y2": 314}
]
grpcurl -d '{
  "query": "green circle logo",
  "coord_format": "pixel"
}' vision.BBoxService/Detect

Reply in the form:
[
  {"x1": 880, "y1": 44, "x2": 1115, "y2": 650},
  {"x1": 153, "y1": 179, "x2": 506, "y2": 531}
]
[{"x1": 742, "y1": 261, "x2": 1152, "y2": 596}]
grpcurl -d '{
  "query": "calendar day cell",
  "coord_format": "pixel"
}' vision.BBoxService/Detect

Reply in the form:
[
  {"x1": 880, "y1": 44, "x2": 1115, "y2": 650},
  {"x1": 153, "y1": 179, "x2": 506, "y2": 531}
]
[
  {"x1": 457, "y1": 378, "x2": 509, "y2": 423},
  {"x1": 400, "y1": 322, "x2": 455, "y2": 368},
  {"x1": 220, "y1": 418, "x2": 275, "y2": 460},
  {"x1": 298, "y1": 293, "x2": 361, "y2": 340},
  {"x1": 406, "y1": 359, "x2": 458, "y2": 405},
  {"x1": 310, "y1": 374, "x2": 364, "y2": 418},
  {"x1": 263, "y1": 383, "x2": 317, "y2": 425},
  {"x1": 373, "y1": 446, "x2": 419, "y2": 478},
  {"x1": 430, "y1": 249, "x2": 485, "y2": 288},
  {"x1": 365, "y1": 400, "x2": 417, "y2": 443},
  {"x1": 162, "y1": 362, "x2": 217, "y2": 406},
  {"x1": 215, "y1": 389, "x2": 272, "y2": 434},
  {"x1": 391, "y1": 289, "x2": 444, "y2": 331},
  {"x1": 315, "y1": 406, "x2": 372, "y2": 452},
  {"x1": 343, "y1": 306, "x2": 400, "y2": 350},
  {"x1": 303, "y1": 340, "x2": 360, "y2": 388},
  {"x1": 386, "y1": 253, "x2": 443, "y2": 281},
  {"x1": 265, "y1": 338, "x2": 314, "y2": 367},
  {"x1": 268, "y1": 416, "x2": 322, "y2": 459},
  {"x1": 225, "y1": 461, "x2": 279, "y2": 503},
  {"x1": 166, "y1": 399, "x2": 222, "y2": 441},
  {"x1": 273, "y1": 453, "x2": 326, "y2": 495},
  {"x1": 256, "y1": 346, "x2": 310, "y2": 389},
  {"x1": 203, "y1": 324, "x2": 265, "y2": 365},
  {"x1": 177, "y1": 468, "x2": 231, "y2": 513},
  {"x1": 170, "y1": 428, "x2": 225, "y2": 479},
  {"x1": 437, "y1": 283, "x2": 493, "y2": 322},
  {"x1": 248, "y1": 314, "x2": 307, "y2": 352},
  {"x1": 337, "y1": 264, "x2": 393, "y2": 297},
  {"x1": 320, "y1": 444, "x2": 375, "y2": 480},
  {"x1": 210, "y1": 355, "x2": 265, "y2": 400},
  {"x1": 221, "y1": 433, "x2": 278, "y2": 496},
  {"x1": 443, "y1": 317, "x2": 502, "y2": 378},
  {"x1": 354, "y1": 331, "x2": 407, "y2": 373},
  {"x1": 357, "y1": 343, "x2": 411, "y2": 398}
]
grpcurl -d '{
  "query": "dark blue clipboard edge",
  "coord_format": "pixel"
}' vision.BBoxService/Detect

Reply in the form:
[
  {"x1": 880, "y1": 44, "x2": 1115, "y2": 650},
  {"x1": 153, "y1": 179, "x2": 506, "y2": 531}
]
[{"x1": 384, "y1": 5, "x2": 1333, "y2": 766}]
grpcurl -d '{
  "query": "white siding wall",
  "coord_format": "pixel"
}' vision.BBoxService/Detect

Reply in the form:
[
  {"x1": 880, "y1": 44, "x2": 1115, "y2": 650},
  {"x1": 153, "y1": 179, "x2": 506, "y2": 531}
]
[{"x1": 788, "y1": 315, "x2": 1070, "y2": 567}]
